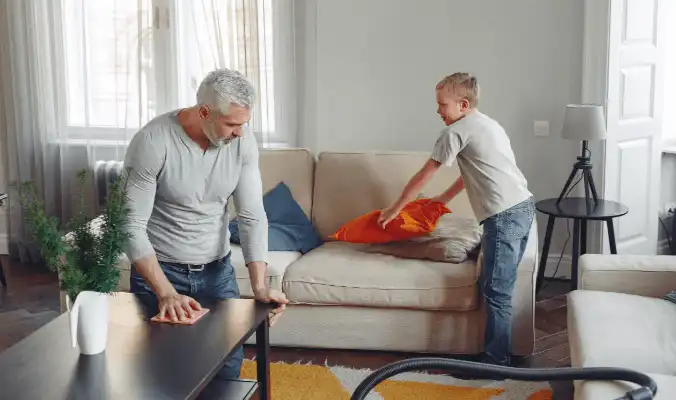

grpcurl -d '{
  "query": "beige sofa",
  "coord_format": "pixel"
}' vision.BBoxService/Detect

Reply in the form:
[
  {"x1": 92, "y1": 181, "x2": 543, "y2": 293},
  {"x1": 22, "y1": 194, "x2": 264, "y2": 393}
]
[
  {"x1": 568, "y1": 254, "x2": 676, "y2": 399},
  {"x1": 62, "y1": 149, "x2": 540, "y2": 356}
]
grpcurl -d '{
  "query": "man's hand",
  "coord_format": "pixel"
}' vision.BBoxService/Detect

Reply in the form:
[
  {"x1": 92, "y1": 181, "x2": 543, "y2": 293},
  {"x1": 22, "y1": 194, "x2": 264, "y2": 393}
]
[
  {"x1": 377, "y1": 207, "x2": 400, "y2": 229},
  {"x1": 253, "y1": 287, "x2": 289, "y2": 327},
  {"x1": 157, "y1": 293, "x2": 202, "y2": 322}
]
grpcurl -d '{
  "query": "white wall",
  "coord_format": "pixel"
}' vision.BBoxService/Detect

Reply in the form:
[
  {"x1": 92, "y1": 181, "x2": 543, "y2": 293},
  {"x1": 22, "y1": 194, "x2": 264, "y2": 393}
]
[{"x1": 297, "y1": 0, "x2": 586, "y2": 277}]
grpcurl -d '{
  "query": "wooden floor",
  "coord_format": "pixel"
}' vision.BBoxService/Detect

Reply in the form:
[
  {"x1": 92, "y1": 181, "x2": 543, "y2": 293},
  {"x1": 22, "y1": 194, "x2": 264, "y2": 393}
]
[{"x1": 0, "y1": 256, "x2": 573, "y2": 398}]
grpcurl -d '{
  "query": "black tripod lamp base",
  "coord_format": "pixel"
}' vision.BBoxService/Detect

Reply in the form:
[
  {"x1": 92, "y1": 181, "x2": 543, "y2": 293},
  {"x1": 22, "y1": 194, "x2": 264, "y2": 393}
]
[{"x1": 557, "y1": 141, "x2": 599, "y2": 207}]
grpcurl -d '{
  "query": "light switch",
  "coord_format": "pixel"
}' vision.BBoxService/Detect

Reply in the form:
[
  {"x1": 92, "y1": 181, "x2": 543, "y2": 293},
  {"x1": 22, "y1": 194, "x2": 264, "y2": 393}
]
[{"x1": 534, "y1": 120, "x2": 550, "y2": 137}]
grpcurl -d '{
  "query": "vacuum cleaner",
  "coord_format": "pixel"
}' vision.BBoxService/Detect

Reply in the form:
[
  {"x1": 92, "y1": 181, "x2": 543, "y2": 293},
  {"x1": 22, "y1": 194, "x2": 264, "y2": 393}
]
[{"x1": 350, "y1": 357, "x2": 658, "y2": 400}]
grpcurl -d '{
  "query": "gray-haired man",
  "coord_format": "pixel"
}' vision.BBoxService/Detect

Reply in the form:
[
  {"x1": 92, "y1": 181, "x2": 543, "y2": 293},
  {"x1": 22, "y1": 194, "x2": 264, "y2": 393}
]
[{"x1": 123, "y1": 68, "x2": 288, "y2": 381}]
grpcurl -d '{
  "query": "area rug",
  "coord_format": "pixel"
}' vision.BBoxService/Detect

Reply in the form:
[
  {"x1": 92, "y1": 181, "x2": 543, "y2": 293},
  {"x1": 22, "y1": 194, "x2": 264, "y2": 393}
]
[{"x1": 241, "y1": 360, "x2": 552, "y2": 399}]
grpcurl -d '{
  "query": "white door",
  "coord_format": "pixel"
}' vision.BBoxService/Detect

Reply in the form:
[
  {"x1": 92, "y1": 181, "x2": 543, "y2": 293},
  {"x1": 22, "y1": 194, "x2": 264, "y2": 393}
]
[{"x1": 603, "y1": 0, "x2": 666, "y2": 254}]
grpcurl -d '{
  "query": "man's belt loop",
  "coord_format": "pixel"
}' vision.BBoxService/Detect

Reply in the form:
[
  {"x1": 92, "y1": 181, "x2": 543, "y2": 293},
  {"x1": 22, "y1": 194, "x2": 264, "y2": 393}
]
[{"x1": 188, "y1": 264, "x2": 205, "y2": 272}]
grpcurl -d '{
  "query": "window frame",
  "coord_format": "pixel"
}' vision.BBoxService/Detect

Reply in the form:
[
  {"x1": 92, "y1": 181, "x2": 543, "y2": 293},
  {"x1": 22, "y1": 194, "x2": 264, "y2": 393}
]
[{"x1": 56, "y1": 0, "x2": 285, "y2": 146}]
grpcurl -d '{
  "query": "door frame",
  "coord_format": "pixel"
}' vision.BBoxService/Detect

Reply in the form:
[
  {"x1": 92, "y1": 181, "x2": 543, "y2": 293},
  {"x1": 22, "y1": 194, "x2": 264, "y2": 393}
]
[{"x1": 581, "y1": 0, "x2": 611, "y2": 254}]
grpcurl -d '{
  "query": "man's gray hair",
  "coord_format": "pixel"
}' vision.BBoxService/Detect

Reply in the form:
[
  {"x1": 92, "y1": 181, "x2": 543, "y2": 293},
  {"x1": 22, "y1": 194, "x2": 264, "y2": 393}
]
[{"x1": 196, "y1": 69, "x2": 256, "y2": 114}]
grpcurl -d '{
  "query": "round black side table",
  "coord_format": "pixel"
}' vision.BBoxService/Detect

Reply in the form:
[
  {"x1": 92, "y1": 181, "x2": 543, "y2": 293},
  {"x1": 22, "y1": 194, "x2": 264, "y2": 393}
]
[{"x1": 535, "y1": 197, "x2": 628, "y2": 292}]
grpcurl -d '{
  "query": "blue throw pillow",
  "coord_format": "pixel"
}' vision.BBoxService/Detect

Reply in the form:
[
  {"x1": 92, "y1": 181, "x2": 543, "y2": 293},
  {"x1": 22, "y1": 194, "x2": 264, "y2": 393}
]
[{"x1": 229, "y1": 182, "x2": 323, "y2": 254}]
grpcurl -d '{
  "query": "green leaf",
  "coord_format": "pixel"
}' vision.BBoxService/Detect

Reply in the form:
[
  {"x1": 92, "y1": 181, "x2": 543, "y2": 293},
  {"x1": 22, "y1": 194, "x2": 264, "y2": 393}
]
[{"x1": 12, "y1": 168, "x2": 133, "y2": 300}]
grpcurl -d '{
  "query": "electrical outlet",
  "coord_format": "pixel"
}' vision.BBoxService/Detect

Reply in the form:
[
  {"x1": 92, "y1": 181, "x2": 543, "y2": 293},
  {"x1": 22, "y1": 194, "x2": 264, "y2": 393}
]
[{"x1": 534, "y1": 120, "x2": 550, "y2": 137}]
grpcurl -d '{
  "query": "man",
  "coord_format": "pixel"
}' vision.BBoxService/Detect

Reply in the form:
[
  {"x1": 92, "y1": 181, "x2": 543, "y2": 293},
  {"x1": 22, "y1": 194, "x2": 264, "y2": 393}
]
[{"x1": 122, "y1": 68, "x2": 288, "y2": 381}]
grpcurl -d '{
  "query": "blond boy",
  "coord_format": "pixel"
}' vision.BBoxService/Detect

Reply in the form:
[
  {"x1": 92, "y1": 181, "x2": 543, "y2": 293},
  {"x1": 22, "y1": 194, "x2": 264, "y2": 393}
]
[{"x1": 378, "y1": 73, "x2": 534, "y2": 366}]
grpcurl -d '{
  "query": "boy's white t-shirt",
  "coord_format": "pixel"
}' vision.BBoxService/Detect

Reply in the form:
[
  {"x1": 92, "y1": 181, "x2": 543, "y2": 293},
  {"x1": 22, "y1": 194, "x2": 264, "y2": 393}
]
[{"x1": 430, "y1": 110, "x2": 532, "y2": 222}]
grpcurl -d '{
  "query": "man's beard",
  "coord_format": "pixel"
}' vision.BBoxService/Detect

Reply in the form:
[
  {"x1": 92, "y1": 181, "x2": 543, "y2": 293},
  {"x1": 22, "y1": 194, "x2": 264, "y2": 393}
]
[{"x1": 203, "y1": 123, "x2": 233, "y2": 148}]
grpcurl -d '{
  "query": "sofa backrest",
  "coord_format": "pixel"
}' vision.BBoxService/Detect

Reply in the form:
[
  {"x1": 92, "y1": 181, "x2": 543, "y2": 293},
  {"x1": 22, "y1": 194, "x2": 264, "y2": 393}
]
[
  {"x1": 255, "y1": 148, "x2": 315, "y2": 218},
  {"x1": 311, "y1": 151, "x2": 475, "y2": 240}
]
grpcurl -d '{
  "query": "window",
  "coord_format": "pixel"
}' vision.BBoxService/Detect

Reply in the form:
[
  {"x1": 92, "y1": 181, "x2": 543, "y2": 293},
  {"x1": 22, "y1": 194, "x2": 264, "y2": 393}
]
[
  {"x1": 59, "y1": 0, "x2": 279, "y2": 144},
  {"x1": 174, "y1": 0, "x2": 275, "y2": 137},
  {"x1": 62, "y1": 0, "x2": 155, "y2": 136}
]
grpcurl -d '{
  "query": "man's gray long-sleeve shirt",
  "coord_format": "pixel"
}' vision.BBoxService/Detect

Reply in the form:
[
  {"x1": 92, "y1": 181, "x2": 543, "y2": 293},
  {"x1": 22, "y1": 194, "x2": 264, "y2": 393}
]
[{"x1": 122, "y1": 111, "x2": 268, "y2": 266}]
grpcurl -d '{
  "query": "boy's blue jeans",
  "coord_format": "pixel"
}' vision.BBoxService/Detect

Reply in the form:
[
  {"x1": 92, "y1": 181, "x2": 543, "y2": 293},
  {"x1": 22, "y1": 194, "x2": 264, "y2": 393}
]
[
  {"x1": 130, "y1": 253, "x2": 244, "y2": 381},
  {"x1": 480, "y1": 197, "x2": 535, "y2": 365}
]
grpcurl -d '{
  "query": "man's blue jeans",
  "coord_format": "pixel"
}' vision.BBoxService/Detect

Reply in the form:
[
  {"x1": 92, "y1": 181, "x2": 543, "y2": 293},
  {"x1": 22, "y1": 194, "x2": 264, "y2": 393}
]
[
  {"x1": 480, "y1": 197, "x2": 535, "y2": 365},
  {"x1": 130, "y1": 253, "x2": 243, "y2": 381}
]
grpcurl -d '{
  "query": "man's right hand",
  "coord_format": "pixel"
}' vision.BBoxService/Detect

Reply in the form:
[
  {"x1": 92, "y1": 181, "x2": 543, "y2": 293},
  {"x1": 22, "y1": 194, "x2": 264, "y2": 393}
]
[{"x1": 157, "y1": 293, "x2": 202, "y2": 322}]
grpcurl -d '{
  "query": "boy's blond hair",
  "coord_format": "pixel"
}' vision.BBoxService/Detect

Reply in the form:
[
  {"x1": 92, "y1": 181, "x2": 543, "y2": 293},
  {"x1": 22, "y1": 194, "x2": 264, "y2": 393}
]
[{"x1": 436, "y1": 72, "x2": 480, "y2": 108}]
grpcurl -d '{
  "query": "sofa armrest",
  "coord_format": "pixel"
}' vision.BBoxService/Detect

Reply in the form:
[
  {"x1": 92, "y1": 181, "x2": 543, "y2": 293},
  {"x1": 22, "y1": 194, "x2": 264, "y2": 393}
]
[{"x1": 578, "y1": 254, "x2": 676, "y2": 298}]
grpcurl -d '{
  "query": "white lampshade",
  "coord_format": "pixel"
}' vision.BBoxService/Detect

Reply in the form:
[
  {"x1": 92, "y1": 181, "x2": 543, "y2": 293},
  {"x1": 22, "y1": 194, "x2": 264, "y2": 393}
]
[{"x1": 561, "y1": 104, "x2": 607, "y2": 141}]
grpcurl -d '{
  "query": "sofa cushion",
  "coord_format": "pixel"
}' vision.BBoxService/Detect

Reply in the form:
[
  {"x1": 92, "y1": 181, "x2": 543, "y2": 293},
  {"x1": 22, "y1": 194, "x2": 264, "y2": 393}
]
[
  {"x1": 311, "y1": 151, "x2": 476, "y2": 240},
  {"x1": 568, "y1": 290, "x2": 676, "y2": 375},
  {"x1": 362, "y1": 215, "x2": 483, "y2": 263},
  {"x1": 230, "y1": 244, "x2": 301, "y2": 297},
  {"x1": 230, "y1": 182, "x2": 322, "y2": 253},
  {"x1": 330, "y1": 199, "x2": 450, "y2": 244},
  {"x1": 282, "y1": 242, "x2": 480, "y2": 311}
]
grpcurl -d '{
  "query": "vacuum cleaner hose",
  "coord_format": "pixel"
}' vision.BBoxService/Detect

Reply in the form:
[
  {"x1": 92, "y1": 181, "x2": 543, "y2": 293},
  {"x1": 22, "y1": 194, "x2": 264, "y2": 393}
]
[{"x1": 350, "y1": 357, "x2": 657, "y2": 400}]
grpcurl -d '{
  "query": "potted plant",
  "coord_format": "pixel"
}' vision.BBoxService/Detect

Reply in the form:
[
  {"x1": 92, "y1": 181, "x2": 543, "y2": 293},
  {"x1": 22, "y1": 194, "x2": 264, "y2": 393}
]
[{"x1": 14, "y1": 169, "x2": 131, "y2": 355}]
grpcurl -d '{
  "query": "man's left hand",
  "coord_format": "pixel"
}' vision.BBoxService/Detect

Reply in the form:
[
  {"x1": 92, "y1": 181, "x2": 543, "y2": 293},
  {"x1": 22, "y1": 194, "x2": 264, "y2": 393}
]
[{"x1": 253, "y1": 287, "x2": 288, "y2": 326}]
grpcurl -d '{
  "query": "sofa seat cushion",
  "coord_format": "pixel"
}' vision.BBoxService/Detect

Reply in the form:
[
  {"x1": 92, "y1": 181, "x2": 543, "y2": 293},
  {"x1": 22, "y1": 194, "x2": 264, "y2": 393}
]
[
  {"x1": 282, "y1": 242, "x2": 480, "y2": 311},
  {"x1": 230, "y1": 244, "x2": 301, "y2": 297},
  {"x1": 568, "y1": 290, "x2": 676, "y2": 375}
]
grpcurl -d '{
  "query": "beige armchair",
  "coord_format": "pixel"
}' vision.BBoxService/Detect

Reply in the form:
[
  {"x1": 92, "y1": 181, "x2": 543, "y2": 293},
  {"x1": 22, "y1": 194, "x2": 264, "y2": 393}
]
[{"x1": 568, "y1": 254, "x2": 676, "y2": 399}]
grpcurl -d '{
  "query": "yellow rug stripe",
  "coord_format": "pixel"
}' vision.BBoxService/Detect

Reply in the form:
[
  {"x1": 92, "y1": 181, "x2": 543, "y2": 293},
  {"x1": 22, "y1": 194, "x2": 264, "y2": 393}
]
[
  {"x1": 241, "y1": 360, "x2": 351, "y2": 399},
  {"x1": 241, "y1": 360, "x2": 553, "y2": 399},
  {"x1": 375, "y1": 379, "x2": 503, "y2": 399}
]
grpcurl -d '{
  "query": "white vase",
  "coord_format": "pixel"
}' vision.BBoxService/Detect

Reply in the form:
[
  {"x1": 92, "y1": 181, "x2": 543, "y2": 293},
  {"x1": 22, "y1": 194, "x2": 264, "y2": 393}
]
[{"x1": 67, "y1": 291, "x2": 109, "y2": 355}]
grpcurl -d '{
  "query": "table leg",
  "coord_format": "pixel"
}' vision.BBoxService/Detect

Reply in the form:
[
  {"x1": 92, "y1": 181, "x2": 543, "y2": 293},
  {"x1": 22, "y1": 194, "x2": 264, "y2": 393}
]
[
  {"x1": 571, "y1": 219, "x2": 580, "y2": 291},
  {"x1": 256, "y1": 317, "x2": 270, "y2": 400},
  {"x1": 580, "y1": 220, "x2": 587, "y2": 255},
  {"x1": 0, "y1": 257, "x2": 6, "y2": 287},
  {"x1": 536, "y1": 216, "x2": 556, "y2": 293},
  {"x1": 607, "y1": 218, "x2": 618, "y2": 254}
]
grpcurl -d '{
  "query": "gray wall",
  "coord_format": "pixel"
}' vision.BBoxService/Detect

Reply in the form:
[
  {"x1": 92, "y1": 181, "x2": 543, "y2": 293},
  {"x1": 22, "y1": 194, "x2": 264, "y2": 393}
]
[{"x1": 297, "y1": 0, "x2": 586, "y2": 277}]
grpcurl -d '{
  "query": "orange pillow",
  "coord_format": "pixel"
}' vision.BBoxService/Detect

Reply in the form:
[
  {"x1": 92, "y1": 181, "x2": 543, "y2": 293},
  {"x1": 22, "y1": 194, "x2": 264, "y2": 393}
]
[{"x1": 330, "y1": 199, "x2": 451, "y2": 244}]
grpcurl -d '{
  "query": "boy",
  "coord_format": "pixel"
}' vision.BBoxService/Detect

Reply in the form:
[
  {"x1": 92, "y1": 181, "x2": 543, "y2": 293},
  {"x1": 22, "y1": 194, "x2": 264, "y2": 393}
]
[{"x1": 378, "y1": 72, "x2": 534, "y2": 366}]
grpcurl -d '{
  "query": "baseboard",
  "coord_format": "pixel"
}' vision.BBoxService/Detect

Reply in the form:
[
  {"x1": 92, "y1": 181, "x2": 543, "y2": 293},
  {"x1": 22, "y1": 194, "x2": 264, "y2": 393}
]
[
  {"x1": 0, "y1": 233, "x2": 7, "y2": 255},
  {"x1": 543, "y1": 254, "x2": 572, "y2": 280}
]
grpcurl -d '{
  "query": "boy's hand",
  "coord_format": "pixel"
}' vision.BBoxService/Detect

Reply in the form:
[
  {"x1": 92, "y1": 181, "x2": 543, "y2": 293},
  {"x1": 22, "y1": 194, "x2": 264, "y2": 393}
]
[{"x1": 378, "y1": 207, "x2": 399, "y2": 229}]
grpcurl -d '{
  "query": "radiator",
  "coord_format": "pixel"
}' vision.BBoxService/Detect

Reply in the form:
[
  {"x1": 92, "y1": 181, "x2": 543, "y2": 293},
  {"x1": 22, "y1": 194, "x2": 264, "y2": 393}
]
[{"x1": 93, "y1": 160, "x2": 124, "y2": 208}]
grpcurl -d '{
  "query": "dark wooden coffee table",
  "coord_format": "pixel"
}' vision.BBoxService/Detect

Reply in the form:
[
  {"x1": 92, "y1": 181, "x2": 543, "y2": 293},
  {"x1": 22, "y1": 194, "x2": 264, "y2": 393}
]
[{"x1": 0, "y1": 292, "x2": 273, "y2": 400}]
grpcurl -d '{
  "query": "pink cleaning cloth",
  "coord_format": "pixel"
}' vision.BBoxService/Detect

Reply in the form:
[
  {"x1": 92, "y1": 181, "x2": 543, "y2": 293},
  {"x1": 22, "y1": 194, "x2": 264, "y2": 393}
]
[{"x1": 151, "y1": 308, "x2": 210, "y2": 325}]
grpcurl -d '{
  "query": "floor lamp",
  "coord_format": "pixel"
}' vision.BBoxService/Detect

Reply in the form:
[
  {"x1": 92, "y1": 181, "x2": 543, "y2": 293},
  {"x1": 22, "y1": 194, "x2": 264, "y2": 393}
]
[{"x1": 557, "y1": 104, "x2": 607, "y2": 209}]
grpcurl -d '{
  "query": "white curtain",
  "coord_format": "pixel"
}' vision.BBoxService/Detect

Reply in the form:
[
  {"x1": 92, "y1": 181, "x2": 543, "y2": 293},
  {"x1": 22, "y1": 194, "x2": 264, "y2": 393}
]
[{"x1": 0, "y1": 0, "x2": 296, "y2": 262}]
